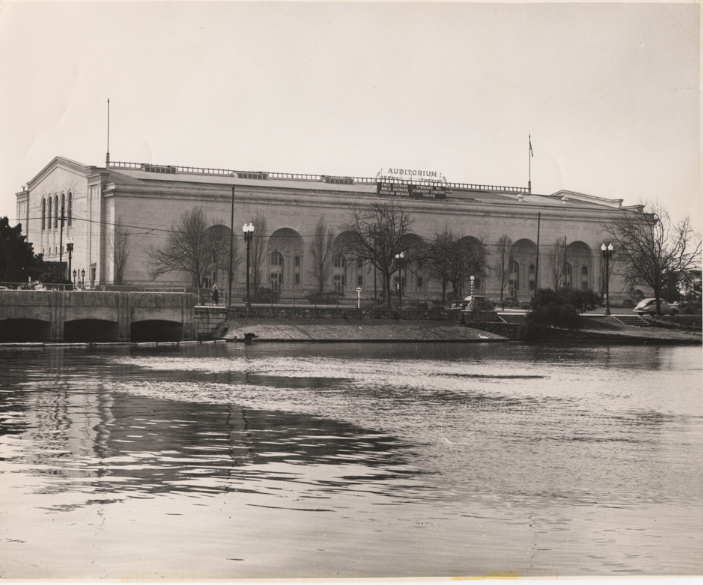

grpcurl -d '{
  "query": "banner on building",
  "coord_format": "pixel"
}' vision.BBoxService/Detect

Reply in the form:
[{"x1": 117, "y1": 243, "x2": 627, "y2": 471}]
[{"x1": 376, "y1": 182, "x2": 447, "y2": 200}]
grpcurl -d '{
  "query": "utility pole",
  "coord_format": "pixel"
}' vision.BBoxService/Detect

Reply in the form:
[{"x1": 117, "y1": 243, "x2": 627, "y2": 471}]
[
  {"x1": 106, "y1": 98, "x2": 110, "y2": 166},
  {"x1": 528, "y1": 134, "x2": 533, "y2": 194},
  {"x1": 59, "y1": 204, "x2": 65, "y2": 281},
  {"x1": 228, "y1": 186, "x2": 235, "y2": 306},
  {"x1": 535, "y1": 211, "x2": 540, "y2": 291},
  {"x1": 563, "y1": 236, "x2": 568, "y2": 288}
]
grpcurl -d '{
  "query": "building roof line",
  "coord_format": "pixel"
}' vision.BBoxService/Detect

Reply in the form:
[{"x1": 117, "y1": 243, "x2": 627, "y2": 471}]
[
  {"x1": 26, "y1": 156, "x2": 100, "y2": 190},
  {"x1": 106, "y1": 160, "x2": 531, "y2": 195}
]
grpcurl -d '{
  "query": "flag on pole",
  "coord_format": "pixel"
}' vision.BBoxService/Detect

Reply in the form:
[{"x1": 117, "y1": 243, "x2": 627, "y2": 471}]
[{"x1": 529, "y1": 135, "x2": 533, "y2": 157}]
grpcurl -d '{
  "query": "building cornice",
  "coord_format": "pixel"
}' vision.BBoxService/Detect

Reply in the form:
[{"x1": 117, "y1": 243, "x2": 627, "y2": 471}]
[{"x1": 103, "y1": 180, "x2": 629, "y2": 225}]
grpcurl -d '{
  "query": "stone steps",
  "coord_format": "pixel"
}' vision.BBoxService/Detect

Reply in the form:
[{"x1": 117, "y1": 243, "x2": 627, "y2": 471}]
[
  {"x1": 498, "y1": 313, "x2": 527, "y2": 325},
  {"x1": 614, "y1": 314, "x2": 649, "y2": 327}
]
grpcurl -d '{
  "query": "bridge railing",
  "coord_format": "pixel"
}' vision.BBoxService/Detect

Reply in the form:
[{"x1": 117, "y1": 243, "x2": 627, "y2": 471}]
[{"x1": 0, "y1": 281, "x2": 70, "y2": 291}]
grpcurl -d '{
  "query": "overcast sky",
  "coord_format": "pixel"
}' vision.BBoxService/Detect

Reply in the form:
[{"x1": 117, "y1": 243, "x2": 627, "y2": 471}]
[{"x1": 0, "y1": 1, "x2": 699, "y2": 231}]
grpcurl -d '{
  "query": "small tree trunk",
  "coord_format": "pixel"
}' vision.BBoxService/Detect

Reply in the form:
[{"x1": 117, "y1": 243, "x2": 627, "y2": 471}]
[{"x1": 385, "y1": 271, "x2": 393, "y2": 310}]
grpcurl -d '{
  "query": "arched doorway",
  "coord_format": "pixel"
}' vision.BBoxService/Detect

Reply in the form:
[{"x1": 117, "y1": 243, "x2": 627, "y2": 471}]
[
  {"x1": 332, "y1": 231, "x2": 365, "y2": 294},
  {"x1": 457, "y1": 235, "x2": 485, "y2": 296},
  {"x1": 566, "y1": 241, "x2": 594, "y2": 290},
  {"x1": 398, "y1": 233, "x2": 428, "y2": 296},
  {"x1": 510, "y1": 239, "x2": 538, "y2": 298},
  {"x1": 202, "y1": 224, "x2": 233, "y2": 293},
  {"x1": 267, "y1": 228, "x2": 304, "y2": 292}
]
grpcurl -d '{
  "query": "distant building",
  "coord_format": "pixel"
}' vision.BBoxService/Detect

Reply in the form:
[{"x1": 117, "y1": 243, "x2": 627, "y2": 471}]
[{"x1": 16, "y1": 156, "x2": 635, "y2": 301}]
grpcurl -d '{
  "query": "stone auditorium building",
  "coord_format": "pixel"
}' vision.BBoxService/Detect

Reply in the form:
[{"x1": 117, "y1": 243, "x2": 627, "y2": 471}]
[{"x1": 16, "y1": 156, "x2": 635, "y2": 302}]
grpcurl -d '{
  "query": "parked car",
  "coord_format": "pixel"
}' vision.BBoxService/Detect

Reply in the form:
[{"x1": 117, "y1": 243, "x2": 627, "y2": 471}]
[
  {"x1": 451, "y1": 295, "x2": 495, "y2": 311},
  {"x1": 633, "y1": 298, "x2": 679, "y2": 316},
  {"x1": 500, "y1": 297, "x2": 520, "y2": 309}
]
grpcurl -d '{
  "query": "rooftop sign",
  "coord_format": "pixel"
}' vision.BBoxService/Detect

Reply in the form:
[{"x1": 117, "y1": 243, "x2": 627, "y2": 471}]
[
  {"x1": 377, "y1": 182, "x2": 447, "y2": 200},
  {"x1": 377, "y1": 168, "x2": 446, "y2": 183}
]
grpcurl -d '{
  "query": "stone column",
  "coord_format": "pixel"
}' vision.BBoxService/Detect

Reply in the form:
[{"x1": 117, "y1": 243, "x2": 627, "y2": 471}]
[
  {"x1": 50, "y1": 290, "x2": 65, "y2": 341},
  {"x1": 182, "y1": 293, "x2": 196, "y2": 340},
  {"x1": 118, "y1": 292, "x2": 131, "y2": 341}
]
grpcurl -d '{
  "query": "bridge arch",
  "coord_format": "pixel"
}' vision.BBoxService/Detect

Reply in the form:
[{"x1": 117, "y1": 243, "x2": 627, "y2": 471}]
[{"x1": 0, "y1": 318, "x2": 51, "y2": 342}]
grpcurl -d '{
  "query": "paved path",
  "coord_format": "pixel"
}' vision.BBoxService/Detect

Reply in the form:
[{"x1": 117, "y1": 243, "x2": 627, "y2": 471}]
[{"x1": 578, "y1": 316, "x2": 701, "y2": 343}]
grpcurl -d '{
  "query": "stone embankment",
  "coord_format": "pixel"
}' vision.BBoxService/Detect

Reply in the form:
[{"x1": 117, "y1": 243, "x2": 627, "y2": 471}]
[
  {"x1": 220, "y1": 318, "x2": 507, "y2": 342},
  {"x1": 191, "y1": 306, "x2": 702, "y2": 344}
]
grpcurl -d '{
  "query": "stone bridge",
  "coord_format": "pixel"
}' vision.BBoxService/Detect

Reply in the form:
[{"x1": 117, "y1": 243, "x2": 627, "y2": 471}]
[{"x1": 0, "y1": 291, "x2": 196, "y2": 342}]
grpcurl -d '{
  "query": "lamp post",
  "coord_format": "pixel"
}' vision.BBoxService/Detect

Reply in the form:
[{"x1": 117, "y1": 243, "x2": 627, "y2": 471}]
[
  {"x1": 59, "y1": 204, "x2": 65, "y2": 280},
  {"x1": 81, "y1": 268, "x2": 85, "y2": 289},
  {"x1": 243, "y1": 223, "x2": 255, "y2": 307},
  {"x1": 394, "y1": 251, "x2": 405, "y2": 309},
  {"x1": 601, "y1": 243, "x2": 614, "y2": 315},
  {"x1": 73, "y1": 269, "x2": 77, "y2": 289},
  {"x1": 66, "y1": 241, "x2": 73, "y2": 287}
]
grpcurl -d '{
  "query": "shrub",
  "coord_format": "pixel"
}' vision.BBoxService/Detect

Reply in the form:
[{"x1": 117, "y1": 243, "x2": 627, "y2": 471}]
[
  {"x1": 527, "y1": 302, "x2": 582, "y2": 330},
  {"x1": 527, "y1": 288, "x2": 589, "y2": 329},
  {"x1": 246, "y1": 287, "x2": 279, "y2": 304},
  {"x1": 622, "y1": 299, "x2": 635, "y2": 308},
  {"x1": 306, "y1": 291, "x2": 343, "y2": 305}
]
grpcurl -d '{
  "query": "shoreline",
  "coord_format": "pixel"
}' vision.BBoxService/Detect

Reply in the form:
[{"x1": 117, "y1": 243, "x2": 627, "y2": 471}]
[{"x1": 0, "y1": 318, "x2": 699, "y2": 347}]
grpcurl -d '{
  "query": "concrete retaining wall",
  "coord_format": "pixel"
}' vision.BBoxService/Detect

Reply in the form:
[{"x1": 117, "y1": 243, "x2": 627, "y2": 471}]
[{"x1": 0, "y1": 291, "x2": 196, "y2": 341}]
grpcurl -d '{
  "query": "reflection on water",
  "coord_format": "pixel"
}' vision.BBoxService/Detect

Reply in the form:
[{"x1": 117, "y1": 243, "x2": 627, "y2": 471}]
[{"x1": 0, "y1": 342, "x2": 701, "y2": 579}]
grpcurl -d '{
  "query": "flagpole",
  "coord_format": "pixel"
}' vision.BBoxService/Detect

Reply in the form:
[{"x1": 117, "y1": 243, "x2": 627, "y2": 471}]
[
  {"x1": 106, "y1": 98, "x2": 110, "y2": 167},
  {"x1": 528, "y1": 134, "x2": 532, "y2": 194}
]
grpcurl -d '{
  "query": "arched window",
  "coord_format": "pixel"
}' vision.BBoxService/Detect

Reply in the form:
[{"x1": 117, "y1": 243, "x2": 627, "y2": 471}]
[
  {"x1": 270, "y1": 251, "x2": 284, "y2": 266},
  {"x1": 334, "y1": 254, "x2": 346, "y2": 268},
  {"x1": 48, "y1": 197, "x2": 52, "y2": 230},
  {"x1": 294, "y1": 256, "x2": 300, "y2": 267},
  {"x1": 582, "y1": 266, "x2": 588, "y2": 276},
  {"x1": 54, "y1": 195, "x2": 59, "y2": 228},
  {"x1": 529, "y1": 264, "x2": 536, "y2": 290},
  {"x1": 41, "y1": 199, "x2": 46, "y2": 230},
  {"x1": 60, "y1": 193, "x2": 65, "y2": 226},
  {"x1": 67, "y1": 192, "x2": 73, "y2": 226}
]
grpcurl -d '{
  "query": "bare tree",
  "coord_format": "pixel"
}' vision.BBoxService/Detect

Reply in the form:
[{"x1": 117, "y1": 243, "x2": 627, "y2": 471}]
[
  {"x1": 427, "y1": 229, "x2": 488, "y2": 301},
  {"x1": 602, "y1": 202, "x2": 701, "y2": 314},
  {"x1": 111, "y1": 217, "x2": 131, "y2": 285},
  {"x1": 549, "y1": 237, "x2": 567, "y2": 289},
  {"x1": 426, "y1": 228, "x2": 453, "y2": 301},
  {"x1": 249, "y1": 214, "x2": 268, "y2": 292},
  {"x1": 309, "y1": 216, "x2": 336, "y2": 293},
  {"x1": 341, "y1": 201, "x2": 421, "y2": 309},
  {"x1": 148, "y1": 207, "x2": 230, "y2": 288},
  {"x1": 493, "y1": 235, "x2": 512, "y2": 302}
]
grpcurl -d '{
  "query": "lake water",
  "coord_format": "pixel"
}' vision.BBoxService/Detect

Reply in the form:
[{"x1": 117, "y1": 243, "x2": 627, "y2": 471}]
[{"x1": 0, "y1": 342, "x2": 701, "y2": 579}]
